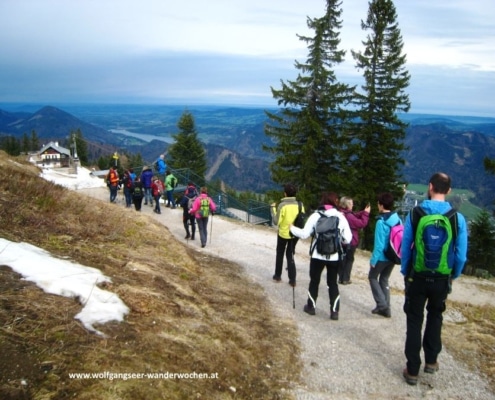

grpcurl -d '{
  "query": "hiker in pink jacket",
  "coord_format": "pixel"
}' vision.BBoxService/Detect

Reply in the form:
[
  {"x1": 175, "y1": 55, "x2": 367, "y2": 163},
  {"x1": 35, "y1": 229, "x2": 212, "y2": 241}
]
[
  {"x1": 339, "y1": 196, "x2": 371, "y2": 284},
  {"x1": 189, "y1": 187, "x2": 217, "y2": 248}
]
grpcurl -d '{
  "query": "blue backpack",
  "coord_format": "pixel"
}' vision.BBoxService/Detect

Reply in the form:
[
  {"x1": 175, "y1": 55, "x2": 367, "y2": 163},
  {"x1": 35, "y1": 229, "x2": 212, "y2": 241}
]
[{"x1": 411, "y1": 206, "x2": 458, "y2": 275}]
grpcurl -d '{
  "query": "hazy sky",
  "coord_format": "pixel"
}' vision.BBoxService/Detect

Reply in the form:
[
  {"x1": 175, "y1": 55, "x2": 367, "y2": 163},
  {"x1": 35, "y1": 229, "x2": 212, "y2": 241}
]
[{"x1": 1, "y1": 0, "x2": 494, "y2": 116}]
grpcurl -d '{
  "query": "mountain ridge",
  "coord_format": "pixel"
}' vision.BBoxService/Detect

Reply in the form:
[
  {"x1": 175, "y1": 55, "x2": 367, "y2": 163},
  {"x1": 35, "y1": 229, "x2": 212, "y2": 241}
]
[{"x1": 1, "y1": 105, "x2": 494, "y2": 208}]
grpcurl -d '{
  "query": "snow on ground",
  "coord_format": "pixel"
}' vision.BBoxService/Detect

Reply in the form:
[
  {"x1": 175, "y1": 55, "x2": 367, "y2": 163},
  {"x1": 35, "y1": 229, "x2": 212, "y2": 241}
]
[
  {"x1": 0, "y1": 166, "x2": 127, "y2": 336},
  {"x1": 40, "y1": 166, "x2": 107, "y2": 190}
]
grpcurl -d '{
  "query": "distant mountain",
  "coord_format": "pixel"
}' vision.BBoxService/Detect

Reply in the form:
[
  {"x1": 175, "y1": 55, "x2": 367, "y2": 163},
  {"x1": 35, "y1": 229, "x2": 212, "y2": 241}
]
[
  {"x1": 0, "y1": 106, "x2": 135, "y2": 147},
  {"x1": 402, "y1": 125, "x2": 495, "y2": 207},
  {"x1": 1, "y1": 105, "x2": 494, "y2": 208}
]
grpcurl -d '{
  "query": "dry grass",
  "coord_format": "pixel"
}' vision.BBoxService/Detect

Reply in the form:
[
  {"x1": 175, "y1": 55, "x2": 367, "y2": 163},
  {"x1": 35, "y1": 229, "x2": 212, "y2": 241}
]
[
  {"x1": 0, "y1": 152, "x2": 301, "y2": 400},
  {"x1": 443, "y1": 300, "x2": 495, "y2": 392}
]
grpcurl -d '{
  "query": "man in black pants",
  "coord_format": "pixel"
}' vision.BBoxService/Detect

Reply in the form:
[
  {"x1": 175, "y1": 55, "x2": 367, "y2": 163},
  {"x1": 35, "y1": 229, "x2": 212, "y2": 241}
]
[{"x1": 400, "y1": 173, "x2": 468, "y2": 386}]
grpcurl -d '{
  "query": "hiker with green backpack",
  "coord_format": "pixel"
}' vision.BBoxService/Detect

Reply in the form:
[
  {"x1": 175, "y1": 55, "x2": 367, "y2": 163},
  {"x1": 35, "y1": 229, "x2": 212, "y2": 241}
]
[
  {"x1": 189, "y1": 186, "x2": 217, "y2": 248},
  {"x1": 401, "y1": 172, "x2": 468, "y2": 386}
]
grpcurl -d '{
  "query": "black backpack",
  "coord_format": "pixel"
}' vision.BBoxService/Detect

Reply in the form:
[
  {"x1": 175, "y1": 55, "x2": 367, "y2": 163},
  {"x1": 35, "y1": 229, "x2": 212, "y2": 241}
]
[
  {"x1": 310, "y1": 211, "x2": 343, "y2": 259},
  {"x1": 290, "y1": 201, "x2": 307, "y2": 237}
]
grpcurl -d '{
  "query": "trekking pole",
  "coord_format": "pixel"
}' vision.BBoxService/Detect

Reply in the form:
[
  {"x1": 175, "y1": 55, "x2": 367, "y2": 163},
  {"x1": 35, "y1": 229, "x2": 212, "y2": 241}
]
[
  {"x1": 293, "y1": 286, "x2": 295, "y2": 309},
  {"x1": 209, "y1": 213, "x2": 213, "y2": 244}
]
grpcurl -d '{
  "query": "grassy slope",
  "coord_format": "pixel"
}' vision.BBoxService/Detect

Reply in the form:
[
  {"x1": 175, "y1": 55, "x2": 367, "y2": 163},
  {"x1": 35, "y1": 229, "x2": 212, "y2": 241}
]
[{"x1": 0, "y1": 152, "x2": 300, "y2": 400}]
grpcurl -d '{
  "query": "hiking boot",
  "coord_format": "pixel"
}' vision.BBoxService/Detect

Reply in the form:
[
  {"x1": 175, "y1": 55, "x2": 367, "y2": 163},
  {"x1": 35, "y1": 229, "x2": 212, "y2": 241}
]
[
  {"x1": 330, "y1": 311, "x2": 339, "y2": 321},
  {"x1": 371, "y1": 307, "x2": 380, "y2": 314},
  {"x1": 424, "y1": 362, "x2": 439, "y2": 374},
  {"x1": 289, "y1": 280, "x2": 296, "y2": 287},
  {"x1": 303, "y1": 304, "x2": 316, "y2": 315},
  {"x1": 185, "y1": 234, "x2": 190, "y2": 239},
  {"x1": 377, "y1": 308, "x2": 391, "y2": 318},
  {"x1": 403, "y1": 368, "x2": 418, "y2": 386},
  {"x1": 272, "y1": 275, "x2": 281, "y2": 283}
]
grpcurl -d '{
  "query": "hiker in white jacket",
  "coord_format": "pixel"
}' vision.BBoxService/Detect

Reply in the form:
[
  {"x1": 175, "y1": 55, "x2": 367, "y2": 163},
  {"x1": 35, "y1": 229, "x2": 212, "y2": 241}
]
[{"x1": 290, "y1": 192, "x2": 352, "y2": 320}]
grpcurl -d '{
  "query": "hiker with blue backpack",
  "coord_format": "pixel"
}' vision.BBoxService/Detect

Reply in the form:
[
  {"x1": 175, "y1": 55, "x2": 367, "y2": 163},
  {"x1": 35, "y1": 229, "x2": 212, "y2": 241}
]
[
  {"x1": 369, "y1": 192, "x2": 401, "y2": 318},
  {"x1": 401, "y1": 172, "x2": 468, "y2": 386}
]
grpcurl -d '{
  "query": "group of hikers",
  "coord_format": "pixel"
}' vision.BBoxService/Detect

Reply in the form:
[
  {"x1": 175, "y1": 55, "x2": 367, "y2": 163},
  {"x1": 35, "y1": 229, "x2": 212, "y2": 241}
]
[
  {"x1": 105, "y1": 156, "x2": 217, "y2": 248},
  {"x1": 270, "y1": 172, "x2": 468, "y2": 386},
  {"x1": 108, "y1": 163, "x2": 468, "y2": 386}
]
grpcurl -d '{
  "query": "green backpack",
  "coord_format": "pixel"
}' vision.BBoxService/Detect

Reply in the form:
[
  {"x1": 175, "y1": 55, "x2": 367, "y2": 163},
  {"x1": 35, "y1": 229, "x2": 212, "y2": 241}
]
[
  {"x1": 199, "y1": 198, "x2": 210, "y2": 218},
  {"x1": 411, "y1": 207, "x2": 458, "y2": 275}
]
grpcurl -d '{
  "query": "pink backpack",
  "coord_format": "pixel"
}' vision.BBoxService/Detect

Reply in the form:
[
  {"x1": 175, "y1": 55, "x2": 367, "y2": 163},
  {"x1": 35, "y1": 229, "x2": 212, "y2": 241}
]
[{"x1": 384, "y1": 221, "x2": 403, "y2": 264}]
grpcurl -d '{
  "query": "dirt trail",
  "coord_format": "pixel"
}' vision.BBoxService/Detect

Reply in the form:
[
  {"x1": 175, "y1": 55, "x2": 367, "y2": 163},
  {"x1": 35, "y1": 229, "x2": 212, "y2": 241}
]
[{"x1": 80, "y1": 187, "x2": 495, "y2": 399}]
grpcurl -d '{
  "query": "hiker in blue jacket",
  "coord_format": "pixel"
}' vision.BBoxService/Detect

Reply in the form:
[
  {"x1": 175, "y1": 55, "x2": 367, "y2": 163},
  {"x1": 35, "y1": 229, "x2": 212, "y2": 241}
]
[
  {"x1": 140, "y1": 166, "x2": 154, "y2": 207},
  {"x1": 401, "y1": 172, "x2": 468, "y2": 386},
  {"x1": 156, "y1": 154, "x2": 167, "y2": 175},
  {"x1": 369, "y1": 192, "x2": 400, "y2": 318}
]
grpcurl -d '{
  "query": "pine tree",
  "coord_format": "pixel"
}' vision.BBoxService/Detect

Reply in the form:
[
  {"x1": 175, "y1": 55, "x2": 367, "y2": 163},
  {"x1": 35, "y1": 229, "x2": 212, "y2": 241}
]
[
  {"x1": 72, "y1": 129, "x2": 88, "y2": 165},
  {"x1": 264, "y1": 0, "x2": 355, "y2": 209},
  {"x1": 350, "y1": 0, "x2": 410, "y2": 205},
  {"x1": 168, "y1": 111, "x2": 207, "y2": 183},
  {"x1": 466, "y1": 209, "x2": 495, "y2": 277},
  {"x1": 30, "y1": 130, "x2": 39, "y2": 152}
]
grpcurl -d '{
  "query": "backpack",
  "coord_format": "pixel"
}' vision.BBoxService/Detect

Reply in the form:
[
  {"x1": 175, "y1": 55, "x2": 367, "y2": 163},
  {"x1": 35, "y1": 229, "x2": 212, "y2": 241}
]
[
  {"x1": 292, "y1": 201, "x2": 307, "y2": 230},
  {"x1": 199, "y1": 198, "x2": 210, "y2": 218},
  {"x1": 310, "y1": 211, "x2": 343, "y2": 259},
  {"x1": 384, "y1": 218, "x2": 404, "y2": 265},
  {"x1": 153, "y1": 160, "x2": 159, "y2": 171},
  {"x1": 411, "y1": 206, "x2": 458, "y2": 275},
  {"x1": 155, "y1": 180, "x2": 164, "y2": 195},
  {"x1": 133, "y1": 184, "x2": 143, "y2": 197},
  {"x1": 185, "y1": 187, "x2": 198, "y2": 209}
]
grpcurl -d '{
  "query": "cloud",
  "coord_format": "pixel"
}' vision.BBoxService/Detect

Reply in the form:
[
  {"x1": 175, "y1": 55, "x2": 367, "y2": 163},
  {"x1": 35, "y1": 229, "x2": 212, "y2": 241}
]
[{"x1": 0, "y1": 0, "x2": 493, "y2": 115}]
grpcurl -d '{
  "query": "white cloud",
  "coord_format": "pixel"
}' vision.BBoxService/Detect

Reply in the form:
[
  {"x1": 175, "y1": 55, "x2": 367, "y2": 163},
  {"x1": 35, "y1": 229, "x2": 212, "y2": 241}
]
[{"x1": 0, "y1": 0, "x2": 494, "y2": 115}]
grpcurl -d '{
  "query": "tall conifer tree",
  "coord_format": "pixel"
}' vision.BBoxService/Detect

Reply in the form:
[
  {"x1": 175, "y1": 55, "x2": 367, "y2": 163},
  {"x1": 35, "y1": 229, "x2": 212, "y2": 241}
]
[
  {"x1": 168, "y1": 111, "x2": 207, "y2": 182},
  {"x1": 350, "y1": 0, "x2": 410, "y2": 204},
  {"x1": 263, "y1": 0, "x2": 354, "y2": 208}
]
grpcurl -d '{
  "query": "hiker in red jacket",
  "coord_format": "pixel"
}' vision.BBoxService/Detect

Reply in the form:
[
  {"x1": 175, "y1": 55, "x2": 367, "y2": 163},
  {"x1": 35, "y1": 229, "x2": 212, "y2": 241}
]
[{"x1": 151, "y1": 176, "x2": 164, "y2": 214}]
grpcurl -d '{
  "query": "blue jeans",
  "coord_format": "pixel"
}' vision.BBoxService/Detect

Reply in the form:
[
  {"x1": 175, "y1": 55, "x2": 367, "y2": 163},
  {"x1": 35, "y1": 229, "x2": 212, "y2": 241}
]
[
  {"x1": 154, "y1": 194, "x2": 161, "y2": 213},
  {"x1": 109, "y1": 184, "x2": 118, "y2": 203},
  {"x1": 144, "y1": 187, "x2": 152, "y2": 205},
  {"x1": 166, "y1": 190, "x2": 176, "y2": 207},
  {"x1": 124, "y1": 187, "x2": 132, "y2": 207}
]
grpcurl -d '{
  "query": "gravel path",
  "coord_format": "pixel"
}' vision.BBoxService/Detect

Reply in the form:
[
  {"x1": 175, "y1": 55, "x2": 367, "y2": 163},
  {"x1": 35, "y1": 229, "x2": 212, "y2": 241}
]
[{"x1": 81, "y1": 188, "x2": 494, "y2": 399}]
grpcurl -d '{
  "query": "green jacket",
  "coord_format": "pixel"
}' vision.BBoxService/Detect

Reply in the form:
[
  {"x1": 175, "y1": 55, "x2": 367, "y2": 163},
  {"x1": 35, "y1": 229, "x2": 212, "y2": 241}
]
[
  {"x1": 271, "y1": 197, "x2": 303, "y2": 239},
  {"x1": 165, "y1": 174, "x2": 176, "y2": 191}
]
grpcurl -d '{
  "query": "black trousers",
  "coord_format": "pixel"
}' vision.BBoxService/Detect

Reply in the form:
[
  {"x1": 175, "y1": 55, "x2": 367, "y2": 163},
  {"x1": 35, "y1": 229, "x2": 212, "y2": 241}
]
[
  {"x1": 403, "y1": 275, "x2": 449, "y2": 376},
  {"x1": 274, "y1": 236, "x2": 297, "y2": 283},
  {"x1": 339, "y1": 245, "x2": 356, "y2": 283},
  {"x1": 183, "y1": 211, "x2": 196, "y2": 237},
  {"x1": 307, "y1": 258, "x2": 340, "y2": 313}
]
